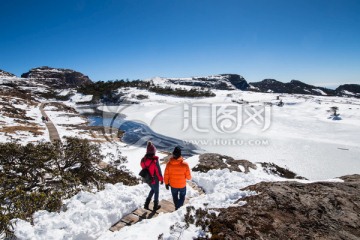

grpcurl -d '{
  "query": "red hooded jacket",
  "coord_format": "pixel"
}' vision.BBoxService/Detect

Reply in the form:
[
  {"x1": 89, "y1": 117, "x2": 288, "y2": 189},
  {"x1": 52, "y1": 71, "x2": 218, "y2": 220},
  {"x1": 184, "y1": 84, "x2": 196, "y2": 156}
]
[{"x1": 140, "y1": 156, "x2": 163, "y2": 184}]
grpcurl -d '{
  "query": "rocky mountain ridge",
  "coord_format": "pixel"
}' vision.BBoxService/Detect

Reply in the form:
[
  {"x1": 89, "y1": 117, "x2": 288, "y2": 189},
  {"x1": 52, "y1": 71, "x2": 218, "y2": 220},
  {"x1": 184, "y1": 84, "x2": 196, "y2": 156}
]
[
  {"x1": 1, "y1": 67, "x2": 359, "y2": 98},
  {"x1": 152, "y1": 75, "x2": 359, "y2": 98},
  {"x1": 0, "y1": 69, "x2": 16, "y2": 78},
  {"x1": 249, "y1": 78, "x2": 360, "y2": 97},
  {"x1": 336, "y1": 84, "x2": 360, "y2": 97},
  {"x1": 151, "y1": 74, "x2": 249, "y2": 90}
]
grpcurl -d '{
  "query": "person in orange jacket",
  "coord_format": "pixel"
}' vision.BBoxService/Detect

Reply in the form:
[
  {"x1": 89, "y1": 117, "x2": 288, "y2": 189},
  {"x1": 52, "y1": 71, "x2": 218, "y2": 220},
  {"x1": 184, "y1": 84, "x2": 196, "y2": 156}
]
[
  {"x1": 141, "y1": 141, "x2": 163, "y2": 211},
  {"x1": 164, "y1": 146, "x2": 191, "y2": 210}
]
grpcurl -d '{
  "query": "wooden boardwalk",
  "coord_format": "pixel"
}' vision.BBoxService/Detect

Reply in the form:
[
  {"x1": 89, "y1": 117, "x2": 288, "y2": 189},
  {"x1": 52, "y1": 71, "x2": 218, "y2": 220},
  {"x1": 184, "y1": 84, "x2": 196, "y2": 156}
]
[
  {"x1": 39, "y1": 103, "x2": 61, "y2": 142},
  {"x1": 110, "y1": 199, "x2": 177, "y2": 232},
  {"x1": 109, "y1": 181, "x2": 205, "y2": 232}
]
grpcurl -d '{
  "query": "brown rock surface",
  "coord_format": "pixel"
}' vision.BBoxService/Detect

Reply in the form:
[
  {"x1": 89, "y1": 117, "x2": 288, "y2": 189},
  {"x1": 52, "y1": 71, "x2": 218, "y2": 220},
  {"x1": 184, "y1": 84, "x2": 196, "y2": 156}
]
[
  {"x1": 209, "y1": 174, "x2": 360, "y2": 240},
  {"x1": 192, "y1": 153, "x2": 303, "y2": 179},
  {"x1": 192, "y1": 153, "x2": 257, "y2": 173}
]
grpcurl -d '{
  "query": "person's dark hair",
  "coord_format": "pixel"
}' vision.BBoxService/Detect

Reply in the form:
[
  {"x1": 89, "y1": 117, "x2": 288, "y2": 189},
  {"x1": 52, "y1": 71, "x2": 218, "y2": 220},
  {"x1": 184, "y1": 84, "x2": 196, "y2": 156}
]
[
  {"x1": 172, "y1": 146, "x2": 182, "y2": 159},
  {"x1": 145, "y1": 152, "x2": 155, "y2": 158}
]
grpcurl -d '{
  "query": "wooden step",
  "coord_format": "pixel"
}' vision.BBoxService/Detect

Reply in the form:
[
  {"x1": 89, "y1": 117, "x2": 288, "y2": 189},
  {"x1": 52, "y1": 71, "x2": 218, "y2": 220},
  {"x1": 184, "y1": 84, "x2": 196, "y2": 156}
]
[
  {"x1": 108, "y1": 180, "x2": 206, "y2": 232},
  {"x1": 133, "y1": 208, "x2": 158, "y2": 219},
  {"x1": 121, "y1": 213, "x2": 141, "y2": 225},
  {"x1": 156, "y1": 199, "x2": 175, "y2": 213},
  {"x1": 109, "y1": 221, "x2": 127, "y2": 232}
]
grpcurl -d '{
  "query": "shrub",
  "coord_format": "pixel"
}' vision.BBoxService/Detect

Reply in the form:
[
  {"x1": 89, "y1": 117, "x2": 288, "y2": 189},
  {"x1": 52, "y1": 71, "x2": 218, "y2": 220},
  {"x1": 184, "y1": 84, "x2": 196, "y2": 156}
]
[
  {"x1": 330, "y1": 106, "x2": 339, "y2": 116},
  {"x1": 149, "y1": 86, "x2": 215, "y2": 98},
  {"x1": 0, "y1": 138, "x2": 137, "y2": 238}
]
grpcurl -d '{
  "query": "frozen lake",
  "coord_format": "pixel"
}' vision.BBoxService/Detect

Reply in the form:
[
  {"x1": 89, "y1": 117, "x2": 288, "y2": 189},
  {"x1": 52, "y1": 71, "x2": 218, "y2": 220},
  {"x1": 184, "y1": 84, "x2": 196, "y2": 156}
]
[{"x1": 96, "y1": 91, "x2": 360, "y2": 180}]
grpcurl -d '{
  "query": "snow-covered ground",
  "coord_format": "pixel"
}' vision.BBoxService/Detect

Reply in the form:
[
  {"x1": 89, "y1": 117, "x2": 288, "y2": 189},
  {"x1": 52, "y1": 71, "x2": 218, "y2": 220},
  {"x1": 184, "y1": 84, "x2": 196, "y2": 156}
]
[
  {"x1": 2, "y1": 78, "x2": 359, "y2": 239},
  {"x1": 70, "y1": 93, "x2": 93, "y2": 103},
  {"x1": 0, "y1": 100, "x2": 49, "y2": 143},
  {"x1": 99, "y1": 89, "x2": 360, "y2": 180},
  {"x1": 13, "y1": 145, "x2": 340, "y2": 240},
  {"x1": 44, "y1": 104, "x2": 93, "y2": 140}
]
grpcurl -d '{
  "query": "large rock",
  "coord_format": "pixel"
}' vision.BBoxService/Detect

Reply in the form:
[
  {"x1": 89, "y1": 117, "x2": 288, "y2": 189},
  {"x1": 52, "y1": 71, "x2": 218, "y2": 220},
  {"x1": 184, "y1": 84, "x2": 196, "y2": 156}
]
[
  {"x1": 21, "y1": 66, "x2": 92, "y2": 88},
  {"x1": 209, "y1": 174, "x2": 360, "y2": 239},
  {"x1": 192, "y1": 153, "x2": 257, "y2": 173},
  {"x1": 192, "y1": 153, "x2": 303, "y2": 179}
]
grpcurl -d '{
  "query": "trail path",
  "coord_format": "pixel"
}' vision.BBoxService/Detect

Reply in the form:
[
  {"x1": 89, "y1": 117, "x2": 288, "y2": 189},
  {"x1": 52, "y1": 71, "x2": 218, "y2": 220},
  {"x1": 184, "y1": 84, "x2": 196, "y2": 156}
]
[
  {"x1": 109, "y1": 181, "x2": 205, "y2": 232},
  {"x1": 39, "y1": 102, "x2": 61, "y2": 142}
]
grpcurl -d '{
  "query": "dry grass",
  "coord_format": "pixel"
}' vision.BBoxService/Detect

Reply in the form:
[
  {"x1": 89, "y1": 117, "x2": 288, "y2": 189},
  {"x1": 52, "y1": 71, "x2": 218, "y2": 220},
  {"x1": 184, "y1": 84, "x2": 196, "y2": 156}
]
[
  {"x1": 0, "y1": 88, "x2": 38, "y2": 105},
  {"x1": 14, "y1": 119, "x2": 35, "y2": 125},
  {"x1": 1, "y1": 125, "x2": 45, "y2": 136}
]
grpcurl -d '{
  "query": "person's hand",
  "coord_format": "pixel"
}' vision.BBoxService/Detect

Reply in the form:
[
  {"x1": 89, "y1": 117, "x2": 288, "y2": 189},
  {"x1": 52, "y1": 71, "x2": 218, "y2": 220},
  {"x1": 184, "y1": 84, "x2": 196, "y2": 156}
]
[
  {"x1": 166, "y1": 184, "x2": 170, "y2": 190},
  {"x1": 160, "y1": 181, "x2": 164, "y2": 185}
]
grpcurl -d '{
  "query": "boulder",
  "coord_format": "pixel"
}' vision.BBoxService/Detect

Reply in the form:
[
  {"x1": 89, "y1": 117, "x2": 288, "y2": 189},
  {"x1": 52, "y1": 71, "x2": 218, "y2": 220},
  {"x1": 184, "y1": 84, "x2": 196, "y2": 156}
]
[{"x1": 209, "y1": 174, "x2": 360, "y2": 239}]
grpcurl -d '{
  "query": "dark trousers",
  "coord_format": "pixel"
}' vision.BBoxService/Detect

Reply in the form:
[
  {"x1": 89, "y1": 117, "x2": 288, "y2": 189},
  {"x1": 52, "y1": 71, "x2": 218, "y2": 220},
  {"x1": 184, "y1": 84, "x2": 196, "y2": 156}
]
[
  {"x1": 171, "y1": 187, "x2": 186, "y2": 210},
  {"x1": 147, "y1": 181, "x2": 160, "y2": 202}
]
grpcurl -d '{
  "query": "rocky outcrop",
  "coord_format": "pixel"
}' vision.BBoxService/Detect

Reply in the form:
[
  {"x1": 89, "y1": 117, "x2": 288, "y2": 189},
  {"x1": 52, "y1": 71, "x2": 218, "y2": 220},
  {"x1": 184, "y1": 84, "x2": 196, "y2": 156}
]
[
  {"x1": 192, "y1": 153, "x2": 303, "y2": 179},
  {"x1": 249, "y1": 79, "x2": 335, "y2": 96},
  {"x1": 209, "y1": 174, "x2": 360, "y2": 239},
  {"x1": 21, "y1": 66, "x2": 92, "y2": 88},
  {"x1": 261, "y1": 162, "x2": 306, "y2": 180},
  {"x1": 219, "y1": 74, "x2": 249, "y2": 90},
  {"x1": 0, "y1": 69, "x2": 16, "y2": 78},
  {"x1": 192, "y1": 153, "x2": 257, "y2": 173}
]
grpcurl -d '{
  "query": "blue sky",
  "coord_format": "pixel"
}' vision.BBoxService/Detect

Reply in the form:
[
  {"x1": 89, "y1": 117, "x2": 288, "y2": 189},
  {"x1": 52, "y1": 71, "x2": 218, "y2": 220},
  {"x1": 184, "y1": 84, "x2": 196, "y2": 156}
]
[{"x1": 0, "y1": 0, "x2": 359, "y2": 86}]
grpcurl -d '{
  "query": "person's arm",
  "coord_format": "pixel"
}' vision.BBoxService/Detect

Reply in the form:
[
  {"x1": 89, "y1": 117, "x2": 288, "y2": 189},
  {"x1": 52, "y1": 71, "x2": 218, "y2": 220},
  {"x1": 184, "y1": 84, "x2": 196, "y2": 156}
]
[
  {"x1": 164, "y1": 164, "x2": 169, "y2": 185},
  {"x1": 140, "y1": 157, "x2": 145, "y2": 169},
  {"x1": 185, "y1": 163, "x2": 191, "y2": 180},
  {"x1": 155, "y1": 159, "x2": 163, "y2": 182}
]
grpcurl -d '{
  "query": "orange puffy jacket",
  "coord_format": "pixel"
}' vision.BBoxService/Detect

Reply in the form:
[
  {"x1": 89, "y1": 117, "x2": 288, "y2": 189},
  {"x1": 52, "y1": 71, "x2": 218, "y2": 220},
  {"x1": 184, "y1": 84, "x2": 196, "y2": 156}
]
[{"x1": 164, "y1": 157, "x2": 191, "y2": 188}]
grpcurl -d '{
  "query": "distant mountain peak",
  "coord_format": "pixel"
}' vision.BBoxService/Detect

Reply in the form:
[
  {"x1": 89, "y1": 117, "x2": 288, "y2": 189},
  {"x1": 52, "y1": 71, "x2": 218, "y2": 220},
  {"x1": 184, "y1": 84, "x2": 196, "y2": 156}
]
[
  {"x1": 21, "y1": 66, "x2": 92, "y2": 88},
  {"x1": 289, "y1": 79, "x2": 305, "y2": 84},
  {"x1": 336, "y1": 84, "x2": 360, "y2": 97},
  {"x1": 0, "y1": 69, "x2": 16, "y2": 78},
  {"x1": 150, "y1": 74, "x2": 249, "y2": 90},
  {"x1": 249, "y1": 79, "x2": 335, "y2": 96}
]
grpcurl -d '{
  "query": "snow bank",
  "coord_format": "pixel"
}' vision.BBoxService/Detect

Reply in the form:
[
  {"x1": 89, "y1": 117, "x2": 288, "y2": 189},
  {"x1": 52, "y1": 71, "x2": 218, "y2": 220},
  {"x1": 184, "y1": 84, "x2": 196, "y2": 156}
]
[
  {"x1": 70, "y1": 93, "x2": 93, "y2": 103},
  {"x1": 12, "y1": 158, "x2": 287, "y2": 240},
  {"x1": 13, "y1": 183, "x2": 150, "y2": 240}
]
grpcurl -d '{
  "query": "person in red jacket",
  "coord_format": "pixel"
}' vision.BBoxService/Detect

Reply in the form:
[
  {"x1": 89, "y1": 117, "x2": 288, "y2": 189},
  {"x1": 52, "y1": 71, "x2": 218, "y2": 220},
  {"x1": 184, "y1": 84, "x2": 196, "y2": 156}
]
[
  {"x1": 141, "y1": 141, "x2": 164, "y2": 211},
  {"x1": 164, "y1": 146, "x2": 191, "y2": 210}
]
